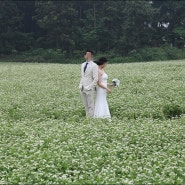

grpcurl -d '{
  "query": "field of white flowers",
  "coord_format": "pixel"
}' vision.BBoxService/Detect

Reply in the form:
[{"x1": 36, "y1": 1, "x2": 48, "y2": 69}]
[{"x1": 0, "y1": 60, "x2": 185, "y2": 184}]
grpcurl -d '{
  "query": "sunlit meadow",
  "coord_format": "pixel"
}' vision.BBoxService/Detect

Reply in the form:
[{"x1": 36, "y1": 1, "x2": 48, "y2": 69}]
[{"x1": 0, "y1": 60, "x2": 185, "y2": 184}]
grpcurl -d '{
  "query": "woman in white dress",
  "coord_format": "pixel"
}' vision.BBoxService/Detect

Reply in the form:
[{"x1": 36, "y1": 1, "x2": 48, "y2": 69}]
[{"x1": 93, "y1": 57, "x2": 114, "y2": 119}]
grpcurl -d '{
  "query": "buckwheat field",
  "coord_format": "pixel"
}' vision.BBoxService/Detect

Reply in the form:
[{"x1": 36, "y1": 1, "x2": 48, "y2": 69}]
[{"x1": 0, "y1": 60, "x2": 184, "y2": 184}]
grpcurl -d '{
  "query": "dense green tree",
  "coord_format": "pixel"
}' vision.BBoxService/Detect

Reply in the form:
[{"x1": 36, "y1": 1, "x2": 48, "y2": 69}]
[
  {"x1": 118, "y1": 1, "x2": 157, "y2": 54},
  {"x1": 167, "y1": 1, "x2": 185, "y2": 48},
  {"x1": 0, "y1": 0, "x2": 22, "y2": 55},
  {"x1": 96, "y1": 1, "x2": 126, "y2": 53},
  {"x1": 34, "y1": 1, "x2": 78, "y2": 55},
  {"x1": 73, "y1": 1, "x2": 102, "y2": 53},
  {"x1": 152, "y1": 1, "x2": 185, "y2": 48},
  {"x1": 0, "y1": 0, "x2": 184, "y2": 59}
]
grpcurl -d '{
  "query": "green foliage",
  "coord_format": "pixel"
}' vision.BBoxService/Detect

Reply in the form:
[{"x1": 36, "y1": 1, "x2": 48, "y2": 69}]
[
  {"x1": 138, "y1": 47, "x2": 168, "y2": 61},
  {"x1": 163, "y1": 46, "x2": 185, "y2": 60},
  {"x1": 3, "y1": 46, "x2": 184, "y2": 64},
  {"x1": 106, "y1": 47, "x2": 185, "y2": 63},
  {"x1": 0, "y1": 1, "x2": 22, "y2": 55},
  {"x1": 10, "y1": 48, "x2": 68, "y2": 63},
  {"x1": 34, "y1": 1, "x2": 78, "y2": 51},
  {"x1": 162, "y1": 104, "x2": 184, "y2": 119},
  {"x1": 0, "y1": 1, "x2": 185, "y2": 58}
]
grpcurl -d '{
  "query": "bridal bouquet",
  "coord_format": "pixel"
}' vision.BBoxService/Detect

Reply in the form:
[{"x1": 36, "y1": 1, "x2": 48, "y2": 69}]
[{"x1": 112, "y1": 78, "x2": 120, "y2": 87}]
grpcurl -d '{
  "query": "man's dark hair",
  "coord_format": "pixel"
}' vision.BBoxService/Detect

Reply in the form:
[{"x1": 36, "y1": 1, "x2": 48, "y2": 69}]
[{"x1": 86, "y1": 50, "x2": 94, "y2": 54}]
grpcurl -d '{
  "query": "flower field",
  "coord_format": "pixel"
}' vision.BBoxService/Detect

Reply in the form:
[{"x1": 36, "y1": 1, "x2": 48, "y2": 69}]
[{"x1": 0, "y1": 60, "x2": 185, "y2": 184}]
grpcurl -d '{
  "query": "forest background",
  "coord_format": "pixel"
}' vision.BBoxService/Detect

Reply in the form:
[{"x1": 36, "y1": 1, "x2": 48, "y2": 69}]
[{"x1": 0, "y1": 0, "x2": 185, "y2": 63}]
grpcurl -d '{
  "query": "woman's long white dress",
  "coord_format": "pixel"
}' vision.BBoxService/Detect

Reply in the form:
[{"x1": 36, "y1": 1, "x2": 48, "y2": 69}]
[{"x1": 93, "y1": 72, "x2": 111, "y2": 119}]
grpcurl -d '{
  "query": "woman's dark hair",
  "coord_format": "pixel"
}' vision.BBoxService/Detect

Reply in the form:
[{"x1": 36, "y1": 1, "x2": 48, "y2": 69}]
[{"x1": 94, "y1": 57, "x2": 108, "y2": 65}]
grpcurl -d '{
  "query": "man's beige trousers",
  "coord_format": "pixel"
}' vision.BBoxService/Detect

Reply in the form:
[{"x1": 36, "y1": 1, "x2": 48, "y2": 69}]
[{"x1": 80, "y1": 89, "x2": 95, "y2": 117}]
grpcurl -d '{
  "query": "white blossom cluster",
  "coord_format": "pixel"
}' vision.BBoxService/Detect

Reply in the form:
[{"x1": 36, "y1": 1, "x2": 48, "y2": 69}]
[{"x1": 0, "y1": 61, "x2": 184, "y2": 184}]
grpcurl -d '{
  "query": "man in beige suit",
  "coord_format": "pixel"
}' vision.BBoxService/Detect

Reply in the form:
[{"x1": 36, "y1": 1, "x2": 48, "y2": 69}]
[{"x1": 79, "y1": 50, "x2": 98, "y2": 117}]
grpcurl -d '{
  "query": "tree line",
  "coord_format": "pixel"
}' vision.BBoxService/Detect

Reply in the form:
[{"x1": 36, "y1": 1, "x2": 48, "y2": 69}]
[{"x1": 0, "y1": 1, "x2": 185, "y2": 62}]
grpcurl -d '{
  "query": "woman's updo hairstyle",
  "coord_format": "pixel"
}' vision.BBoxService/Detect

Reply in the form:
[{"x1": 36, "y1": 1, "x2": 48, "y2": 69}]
[{"x1": 94, "y1": 57, "x2": 108, "y2": 66}]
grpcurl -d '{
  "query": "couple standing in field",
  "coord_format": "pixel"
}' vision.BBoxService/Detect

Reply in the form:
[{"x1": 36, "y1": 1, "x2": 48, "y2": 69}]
[{"x1": 79, "y1": 50, "x2": 114, "y2": 119}]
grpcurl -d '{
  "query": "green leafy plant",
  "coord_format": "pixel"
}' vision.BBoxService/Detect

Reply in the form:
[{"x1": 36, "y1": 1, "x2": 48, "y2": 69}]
[{"x1": 163, "y1": 104, "x2": 183, "y2": 119}]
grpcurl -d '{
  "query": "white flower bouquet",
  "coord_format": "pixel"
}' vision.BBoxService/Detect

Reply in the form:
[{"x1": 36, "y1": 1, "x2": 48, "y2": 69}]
[{"x1": 112, "y1": 78, "x2": 120, "y2": 87}]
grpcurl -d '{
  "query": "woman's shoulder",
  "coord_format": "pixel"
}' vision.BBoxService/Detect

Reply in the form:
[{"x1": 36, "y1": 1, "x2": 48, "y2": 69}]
[{"x1": 98, "y1": 69, "x2": 104, "y2": 75}]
